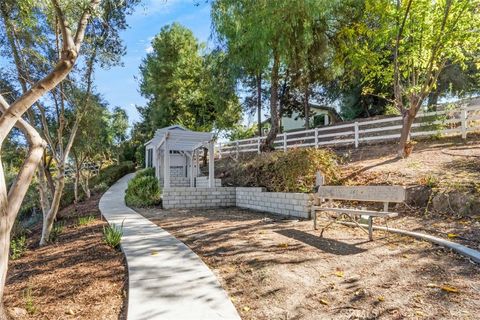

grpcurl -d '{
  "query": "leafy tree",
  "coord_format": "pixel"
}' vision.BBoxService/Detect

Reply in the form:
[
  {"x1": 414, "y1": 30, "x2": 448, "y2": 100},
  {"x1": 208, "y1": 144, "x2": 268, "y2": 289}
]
[
  {"x1": 212, "y1": 0, "x2": 347, "y2": 148},
  {"x1": 139, "y1": 23, "x2": 241, "y2": 135},
  {"x1": 338, "y1": 0, "x2": 480, "y2": 157}
]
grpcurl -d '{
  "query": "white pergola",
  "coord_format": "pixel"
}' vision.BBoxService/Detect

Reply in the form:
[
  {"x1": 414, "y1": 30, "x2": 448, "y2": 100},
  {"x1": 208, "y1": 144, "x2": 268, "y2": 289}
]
[{"x1": 145, "y1": 126, "x2": 215, "y2": 188}]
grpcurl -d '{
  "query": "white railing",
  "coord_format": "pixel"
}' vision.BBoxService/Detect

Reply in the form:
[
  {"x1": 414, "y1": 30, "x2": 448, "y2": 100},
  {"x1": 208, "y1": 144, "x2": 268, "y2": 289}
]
[{"x1": 216, "y1": 106, "x2": 480, "y2": 157}]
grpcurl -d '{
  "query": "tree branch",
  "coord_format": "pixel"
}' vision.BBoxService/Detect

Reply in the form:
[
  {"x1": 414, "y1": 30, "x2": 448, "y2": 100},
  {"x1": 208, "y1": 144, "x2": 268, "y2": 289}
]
[{"x1": 74, "y1": 0, "x2": 102, "y2": 51}]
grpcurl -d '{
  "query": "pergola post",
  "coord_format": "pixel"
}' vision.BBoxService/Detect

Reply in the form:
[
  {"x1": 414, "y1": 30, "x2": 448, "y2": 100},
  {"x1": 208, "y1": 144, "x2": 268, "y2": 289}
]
[
  {"x1": 164, "y1": 140, "x2": 170, "y2": 188},
  {"x1": 189, "y1": 152, "x2": 194, "y2": 187},
  {"x1": 208, "y1": 141, "x2": 214, "y2": 188}
]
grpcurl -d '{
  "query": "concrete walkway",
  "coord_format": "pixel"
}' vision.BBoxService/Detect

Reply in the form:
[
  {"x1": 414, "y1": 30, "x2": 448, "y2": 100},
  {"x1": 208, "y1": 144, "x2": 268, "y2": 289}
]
[{"x1": 99, "y1": 174, "x2": 241, "y2": 320}]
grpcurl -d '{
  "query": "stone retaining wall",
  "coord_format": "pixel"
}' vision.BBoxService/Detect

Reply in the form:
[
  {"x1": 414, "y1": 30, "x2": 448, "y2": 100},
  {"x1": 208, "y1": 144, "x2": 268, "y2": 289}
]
[
  {"x1": 236, "y1": 187, "x2": 313, "y2": 218},
  {"x1": 163, "y1": 187, "x2": 235, "y2": 209},
  {"x1": 163, "y1": 186, "x2": 313, "y2": 218}
]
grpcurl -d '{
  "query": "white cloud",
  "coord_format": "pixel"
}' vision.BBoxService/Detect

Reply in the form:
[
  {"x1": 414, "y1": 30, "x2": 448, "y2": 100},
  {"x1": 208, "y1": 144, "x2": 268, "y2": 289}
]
[
  {"x1": 145, "y1": 45, "x2": 154, "y2": 53},
  {"x1": 132, "y1": 0, "x2": 191, "y2": 18}
]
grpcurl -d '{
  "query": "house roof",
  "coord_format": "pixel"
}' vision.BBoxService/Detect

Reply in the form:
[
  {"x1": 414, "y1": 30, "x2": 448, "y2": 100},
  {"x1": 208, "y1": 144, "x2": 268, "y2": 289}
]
[{"x1": 145, "y1": 125, "x2": 214, "y2": 152}]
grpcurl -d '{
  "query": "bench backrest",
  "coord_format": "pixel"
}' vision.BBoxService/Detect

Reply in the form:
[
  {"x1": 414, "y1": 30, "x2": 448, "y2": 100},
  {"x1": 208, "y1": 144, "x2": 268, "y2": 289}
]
[{"x1": 317, "y1": 186, "x2": 406, "y2": 203}]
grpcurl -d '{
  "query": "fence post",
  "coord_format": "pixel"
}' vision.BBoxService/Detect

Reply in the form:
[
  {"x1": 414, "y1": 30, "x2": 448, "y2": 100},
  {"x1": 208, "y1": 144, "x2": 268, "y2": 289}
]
[
  {"x1": 314, "y1": 127, "x2": 319, "y2": 148},
  {"x1": 461, "y1": 107, "x2": 467, "y2": 139},
  {"x1": 257, "y1": 137, "x2": 261, "y2": 154},
  {"x1": 283, "y1": 133, "x2": 287, "y2": 152},
  {"x1": 354, "y1": 122, "x2": 359, "y2": 148}
]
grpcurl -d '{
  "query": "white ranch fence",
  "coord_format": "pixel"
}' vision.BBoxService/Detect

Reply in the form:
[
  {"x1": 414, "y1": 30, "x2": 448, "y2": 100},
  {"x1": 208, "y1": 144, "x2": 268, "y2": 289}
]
[{"x1": 217, "y1": 105, "x2": 480, "y2": 157}]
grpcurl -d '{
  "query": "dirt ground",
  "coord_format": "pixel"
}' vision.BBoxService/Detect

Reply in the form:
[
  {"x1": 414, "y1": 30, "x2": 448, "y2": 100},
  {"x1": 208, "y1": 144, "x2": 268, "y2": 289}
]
[
  {"x1": 339, "y1": 135, "x2": 480, "y2": 191},
  {"x1": 139, "y1": 206, "x2": 480, "y2": 320},
  {"x1": 4, "y1": 194, "x2": 127, "y2": 320}
]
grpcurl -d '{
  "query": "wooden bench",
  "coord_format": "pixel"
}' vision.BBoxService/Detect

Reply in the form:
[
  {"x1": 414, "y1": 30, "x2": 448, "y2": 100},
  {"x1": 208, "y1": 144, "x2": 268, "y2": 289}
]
[{"x1": 311, "y1": 185, "x2": 406, "y2": 241}]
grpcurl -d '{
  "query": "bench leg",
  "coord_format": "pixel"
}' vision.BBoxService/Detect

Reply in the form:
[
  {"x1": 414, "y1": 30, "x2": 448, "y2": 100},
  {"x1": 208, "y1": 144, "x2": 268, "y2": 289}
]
[
  {"x1": 368, "y1": 216, "x2": 373, "y2": 241},
  {"x1": 313, "y1": 209, "x2": 317, "y2": 230}
]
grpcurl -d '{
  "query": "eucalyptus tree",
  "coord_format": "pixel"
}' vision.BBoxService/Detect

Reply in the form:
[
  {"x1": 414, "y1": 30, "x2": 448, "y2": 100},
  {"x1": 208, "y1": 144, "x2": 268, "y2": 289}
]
[
  {"x1": 339, "y1": 0, "x2": 480, "y2": 157},
  {"x1": 0, "y1": 0, "x2": 138, "y2": 314}
]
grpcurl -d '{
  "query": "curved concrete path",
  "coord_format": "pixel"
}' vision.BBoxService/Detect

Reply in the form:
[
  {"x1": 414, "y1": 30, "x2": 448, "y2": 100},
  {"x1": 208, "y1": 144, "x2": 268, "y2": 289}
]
[{"x1": 99, "y1": 174, "x2": 241, "y2": 320}]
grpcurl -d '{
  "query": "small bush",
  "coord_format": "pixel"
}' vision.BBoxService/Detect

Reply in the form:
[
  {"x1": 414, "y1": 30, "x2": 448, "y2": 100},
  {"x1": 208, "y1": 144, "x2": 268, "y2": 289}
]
[
  {"x1": 10, "y1": 235, "x2": 27, "y2": 260},
  {"x1": 77, "y1": 215, "x2": 95, "y2": 226},
  {"x1": 219, "y1": 148, "x2": 339, "y2": 193},
  {"x1": 125, "y1": 174, "x2": 161, "y2": 207},
  {"x1": 103, "y1": 223, "x2": 123, "y2": 249},
  {"x1": 23, "y1": 287, "x2": 37, "y2": 315},
  {"x1": 90, "y1": 161, "x2": 136, "y2": 188},
  {"x1": 134, "y1": 167, "x2": 155, "y2": 179}
]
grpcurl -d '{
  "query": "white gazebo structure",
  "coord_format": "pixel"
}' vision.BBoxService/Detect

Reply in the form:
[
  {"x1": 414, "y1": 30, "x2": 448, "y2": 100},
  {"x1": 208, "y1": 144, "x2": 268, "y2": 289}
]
[{"x1": 144, "y1": 125, "x2": 216, "y2": 188}]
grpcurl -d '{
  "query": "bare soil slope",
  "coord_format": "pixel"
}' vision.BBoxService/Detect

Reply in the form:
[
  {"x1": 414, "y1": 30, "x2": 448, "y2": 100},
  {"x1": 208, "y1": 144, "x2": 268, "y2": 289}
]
[{"x1": 4, "y1": 195, "x2": 127, "y2": 320}]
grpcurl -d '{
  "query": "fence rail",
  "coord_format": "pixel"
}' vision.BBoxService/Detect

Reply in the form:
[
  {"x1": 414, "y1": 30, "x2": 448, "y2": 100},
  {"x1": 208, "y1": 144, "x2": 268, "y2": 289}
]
[{"x1": 216, "y1": 106, "x2": 480, "y2": 157}]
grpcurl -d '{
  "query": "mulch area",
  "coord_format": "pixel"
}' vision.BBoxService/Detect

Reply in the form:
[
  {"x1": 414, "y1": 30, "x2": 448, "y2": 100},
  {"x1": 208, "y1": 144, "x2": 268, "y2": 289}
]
[
  {"x1": 139, "y1": 206, "x2": 480, "y2": 320},
  {"x1": 4, "y1": 194, "x2": 127, "y2": 320}
]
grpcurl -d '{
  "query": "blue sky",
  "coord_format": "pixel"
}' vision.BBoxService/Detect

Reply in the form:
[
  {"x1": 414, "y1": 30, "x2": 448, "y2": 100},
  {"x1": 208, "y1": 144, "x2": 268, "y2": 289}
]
[{"x1": 95, "y1": 0, "x2": 213, "y2": 125}]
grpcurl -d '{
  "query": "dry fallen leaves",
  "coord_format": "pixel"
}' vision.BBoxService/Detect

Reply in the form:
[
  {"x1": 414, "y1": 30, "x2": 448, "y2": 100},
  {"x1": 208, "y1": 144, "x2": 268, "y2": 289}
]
[
  {"x1": 334, "y1": 271, "x2": 344, "y2": 278},
  {"x1": 441, "y1": 285, "x2": 459, "y2": 293},
  {"x1": 320, "y1": 299, "x2": 329, "y2": 306}
]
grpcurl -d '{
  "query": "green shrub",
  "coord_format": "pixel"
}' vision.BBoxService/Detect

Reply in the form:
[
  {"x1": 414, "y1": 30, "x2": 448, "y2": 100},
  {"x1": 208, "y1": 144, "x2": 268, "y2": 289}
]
[
  {"x1": 103, "y1": 222, "x2": 123, "y2": 249},
  {"x1": 134, "y1": 167, "x2": 155, "y2": 179},
  {"x1": 77, "y1": 215, "x2": 95, "y2": 226},
  {"x1": 90, "y1": 161, "x2": 135, "y2": 188},
  {"x1": 125, "y1": 174, "x2": 162, "y2": 207},
  {"x1": 23, "y1": 287, "x2": 37, "y2": 315},
  {"x1": 10, "y1": 235, "x2": 27, "y2": 260},
  {"x1": 219, "y1": 148, "x2": 339, "y2": 193}
]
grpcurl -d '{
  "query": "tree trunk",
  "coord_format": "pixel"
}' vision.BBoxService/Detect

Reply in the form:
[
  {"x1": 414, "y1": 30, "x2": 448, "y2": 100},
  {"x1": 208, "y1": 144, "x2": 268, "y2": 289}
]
[
  {"x1": 304, "y1": 86, "x2": 310, "y2": 129},
  {"x1": 0, "y1": 220, "x2": 11, "y2": 320},
  {"x1": 397, "y1": 109, "x2": 416, "y2": 158},
  {"x1": 74, "y1": 169, "x2": 80, "y2": 204},
  {"x1": 256, "y1": 73, "x2": 262, "y2": 136},
  {"x1": 39, "y1": 169, "x2": 65, "y2": 246},
  {"x1": 261, "y1": 51, "x2": 280, "y2": 152},
  {"x1": 202, "y1": 147, "x2": 208, "y2": 167},
  {"x1": 84, "y1": 175, "x2": 91, "y2": 199}
]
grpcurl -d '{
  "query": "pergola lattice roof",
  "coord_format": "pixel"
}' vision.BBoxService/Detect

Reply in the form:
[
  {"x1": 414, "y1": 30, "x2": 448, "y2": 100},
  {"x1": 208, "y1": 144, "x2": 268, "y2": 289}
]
[{"x1": 145, "y1": 125, "x2": 214, "y2": 152}]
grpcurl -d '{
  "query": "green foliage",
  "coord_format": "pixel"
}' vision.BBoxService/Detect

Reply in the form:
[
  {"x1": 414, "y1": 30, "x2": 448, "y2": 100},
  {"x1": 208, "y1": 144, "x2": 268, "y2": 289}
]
[
  {"x1": 221, "y1": 148, "x2": 339, "y2": 192},
  {"x1": 77, "y1": 215, "x2": 95, "y2": 227},
  {"x1": 134, "y1": 168, "x2": 155, "y2": 179},
  {"x1": 103, "y1": 222, "x2": 123, "y2": 249},
  {"x1": 139, "y1": 23, "x2": 241, "y2": 135},
  {"x1": 23, "y1": 287, "x2": 37, "y2": 315},
  {"x1": 225, "y1": 124, "x2": 258, "y2": 141},
  {"x1": 90, "y1": 161, "x2": 136, "y2": 190},
  {"x1": 338, "y1": 0, "x2": 480, "y2": 112},
  {"x1": 125, "y1": 174, "x2": 162, "y2": 207},
  {"x1": 10, "y1": 235, "x2": 27, "y2": 260}
]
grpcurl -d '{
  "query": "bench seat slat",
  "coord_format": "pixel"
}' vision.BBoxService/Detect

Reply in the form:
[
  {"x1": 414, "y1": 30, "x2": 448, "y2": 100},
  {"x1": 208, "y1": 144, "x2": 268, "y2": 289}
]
[{"x1": 312, "y1": 206, "x2": 398, "y2": 218}]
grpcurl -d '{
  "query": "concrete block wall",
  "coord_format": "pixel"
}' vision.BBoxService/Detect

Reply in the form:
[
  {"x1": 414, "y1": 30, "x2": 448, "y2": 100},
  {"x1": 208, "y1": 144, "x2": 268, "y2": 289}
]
[
  {"x1": 236, "y1": 187, "x2": 313, "y2": 218},
  {"x1": 195, "y1": 176, "x2": 222, "y2": 187},
  {"x1": 160, "y1": 176, "x2": 190, "y2": 187},
  {"x1": 163, "y1": 187, "x2": 236, "y2": 209}
]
